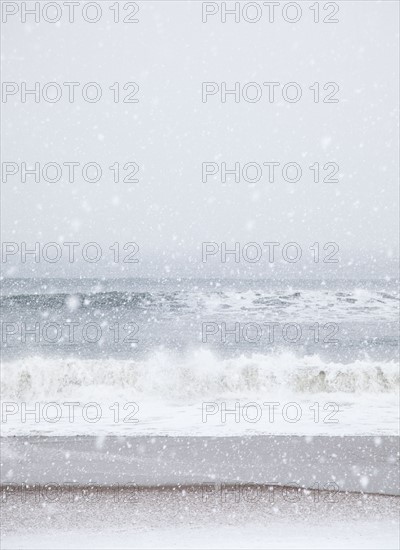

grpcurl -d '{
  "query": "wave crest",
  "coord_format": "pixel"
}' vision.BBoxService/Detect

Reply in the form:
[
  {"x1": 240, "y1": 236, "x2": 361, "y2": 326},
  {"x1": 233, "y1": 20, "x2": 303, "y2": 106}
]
[{"x1": 1, "y1": 351, "x2": 398, "y2": 402}]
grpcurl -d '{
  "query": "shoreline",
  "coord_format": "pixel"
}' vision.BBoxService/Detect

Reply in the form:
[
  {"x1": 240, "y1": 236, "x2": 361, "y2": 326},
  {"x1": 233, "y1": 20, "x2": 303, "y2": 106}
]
[{"x1": 2, "y1": 435, "x2": 398, "y2": 495}]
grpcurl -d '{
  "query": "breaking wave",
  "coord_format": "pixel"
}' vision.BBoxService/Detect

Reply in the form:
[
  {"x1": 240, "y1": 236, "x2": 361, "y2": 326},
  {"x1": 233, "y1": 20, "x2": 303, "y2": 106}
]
[{"x1": 2, "y1": 350, "x2": 398, "y2": 402}]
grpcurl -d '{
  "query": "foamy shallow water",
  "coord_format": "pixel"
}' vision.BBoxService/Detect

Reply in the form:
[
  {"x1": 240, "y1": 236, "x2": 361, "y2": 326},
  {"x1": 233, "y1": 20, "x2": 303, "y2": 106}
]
[
  {"x1": 1, "y1": 351, "x2": 398, "y2": 436},
  {"x1": 2, "y1": 396, "x2": 397, "y2": 436}
]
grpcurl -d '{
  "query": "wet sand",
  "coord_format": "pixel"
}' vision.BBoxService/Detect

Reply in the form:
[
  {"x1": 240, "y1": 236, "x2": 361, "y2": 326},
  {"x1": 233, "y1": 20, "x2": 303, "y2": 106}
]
[{"x1": 1, "y1": 435, "x2": 399, "y2": 494}]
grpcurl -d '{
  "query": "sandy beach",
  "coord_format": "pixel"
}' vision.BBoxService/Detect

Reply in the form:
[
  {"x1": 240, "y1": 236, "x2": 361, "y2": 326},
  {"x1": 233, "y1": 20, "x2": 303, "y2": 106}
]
[{"x1": 1, "y1": 484, "x2": 399, "y2": 549}]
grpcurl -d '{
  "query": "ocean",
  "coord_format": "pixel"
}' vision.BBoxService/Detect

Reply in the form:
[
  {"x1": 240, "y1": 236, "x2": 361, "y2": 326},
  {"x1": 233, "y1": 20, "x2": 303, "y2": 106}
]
[{"x1": 1, "y1": 278, "x2": 398, "y2": 436}]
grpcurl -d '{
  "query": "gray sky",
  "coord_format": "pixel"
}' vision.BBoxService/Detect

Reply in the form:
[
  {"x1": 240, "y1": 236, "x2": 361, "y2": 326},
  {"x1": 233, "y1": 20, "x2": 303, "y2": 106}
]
[{"x1": 1, "y1": 1, "x2": 399, "y2": 278}]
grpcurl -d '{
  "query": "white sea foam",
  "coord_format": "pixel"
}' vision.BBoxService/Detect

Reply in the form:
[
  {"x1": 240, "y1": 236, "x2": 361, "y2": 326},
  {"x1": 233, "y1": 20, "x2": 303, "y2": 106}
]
[{"x1": 2, "y1": 350, "x2": 398, "y2": 403}]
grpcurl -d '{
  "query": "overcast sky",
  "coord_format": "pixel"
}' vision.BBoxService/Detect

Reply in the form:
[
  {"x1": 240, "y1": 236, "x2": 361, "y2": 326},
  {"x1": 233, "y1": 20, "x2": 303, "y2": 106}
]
[{"x1": 1, "y1": 1, "x2": 398, "y2": 278}]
